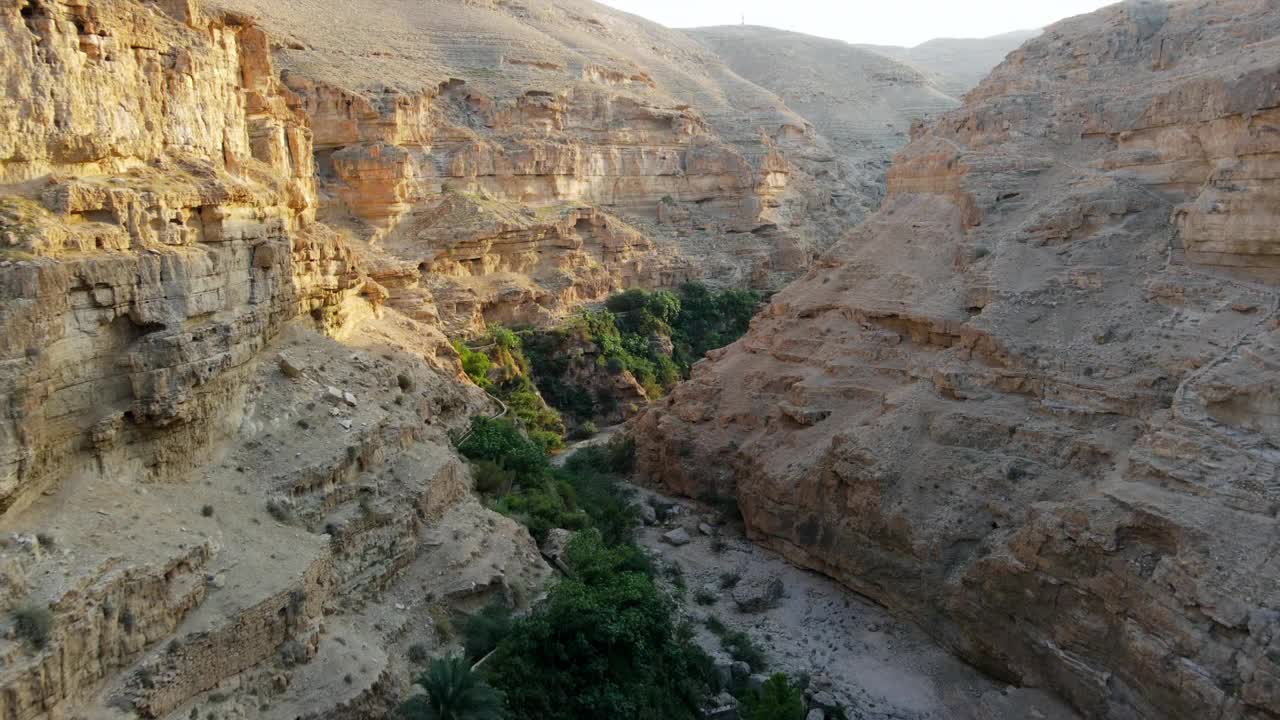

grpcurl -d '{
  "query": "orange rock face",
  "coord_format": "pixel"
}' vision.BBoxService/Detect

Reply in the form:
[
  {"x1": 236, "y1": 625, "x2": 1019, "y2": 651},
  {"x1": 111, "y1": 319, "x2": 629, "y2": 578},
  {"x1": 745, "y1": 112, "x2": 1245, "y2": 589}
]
[{"x1": 636, "y1": 2, "x2": 1280, "y2": 718}]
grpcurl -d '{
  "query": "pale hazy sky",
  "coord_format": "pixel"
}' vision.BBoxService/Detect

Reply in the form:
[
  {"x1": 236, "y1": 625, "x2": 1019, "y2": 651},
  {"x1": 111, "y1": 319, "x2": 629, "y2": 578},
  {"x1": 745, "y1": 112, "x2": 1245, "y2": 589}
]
[{"x1": 596, "y1": 0, "x2": 1118, "y2": 47}]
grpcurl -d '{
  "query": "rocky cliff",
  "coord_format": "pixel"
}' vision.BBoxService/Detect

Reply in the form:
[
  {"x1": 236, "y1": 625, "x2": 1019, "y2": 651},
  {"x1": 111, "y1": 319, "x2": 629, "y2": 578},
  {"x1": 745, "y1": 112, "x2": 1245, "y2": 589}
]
[
  {"x1": 203, "y1": 0, "x2": 892, "y2": 335},
  {"x1": 687, "y1": 25, "x2": 960, "y2": 211},
  {"x1": 0, "y1": 2, "x2": 551, "y2": 718},
  {"x1": 637, "y1": 1, "x2": 1280, "y2": 718}
]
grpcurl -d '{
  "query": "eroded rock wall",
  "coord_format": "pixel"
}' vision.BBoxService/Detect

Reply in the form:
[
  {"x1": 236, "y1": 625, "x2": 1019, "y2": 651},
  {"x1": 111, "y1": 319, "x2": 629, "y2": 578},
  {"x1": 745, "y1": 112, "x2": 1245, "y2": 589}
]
[
  {"x1": 636, "y1": 2, "x2": 1280, "y2": 718},
  {"x1": 208, "y1": 0, "x2": 878, "y2": 334},
  {"x1": 0, "y1": 3, "x2": 549, "y2": 719}
]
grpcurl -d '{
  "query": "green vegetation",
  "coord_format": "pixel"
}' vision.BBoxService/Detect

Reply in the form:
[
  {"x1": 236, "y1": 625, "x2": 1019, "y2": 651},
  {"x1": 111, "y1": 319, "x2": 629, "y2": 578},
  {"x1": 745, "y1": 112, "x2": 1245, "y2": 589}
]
[
  {"x1": 454, "y1": 329, "x2": 564, "y2": 451},
  {"x1": 457, "y1": 416, "x2": 637, "y2": 544},
  {"x1": 518, "y1": 282, "x2": 761, "y2": 424},
  {"x1": 452, "y1": 283, "x2": 760, "y2": 445},
  {"x1": 462, "y1": 603, "x2": 513, "y2": 662},
  {"x1": 398, "y1": 656, "x2": 506, "y2": 720},
  {"x1": 12, "y1": 600, "x2": 52, "y2": 649},
  {"x1": 740, "y1": 674, "x2": 806, "y2": 720},
  {"x1": 451, "y1": 431, "x2": 717, "y2": 718},
  {"x1": 705, "y1": 615, "x2": 767, "y2": 671},
  {"x1": 485, "y1": 530, "x2": 714, "y2": 720},
  {"x1": 440, "y1": 281, "x2": 773, "y2": 717}
]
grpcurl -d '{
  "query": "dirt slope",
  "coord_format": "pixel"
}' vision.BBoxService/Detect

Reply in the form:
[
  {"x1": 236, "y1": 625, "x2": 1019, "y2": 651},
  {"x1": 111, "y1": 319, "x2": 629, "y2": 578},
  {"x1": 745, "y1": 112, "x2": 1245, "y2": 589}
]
[
  {"x1": 688, "y1": 25, "x2": 960, "y2": 205},
  {"x1": 859, "y1": 29, "x2": 1040, "y2": 98}
]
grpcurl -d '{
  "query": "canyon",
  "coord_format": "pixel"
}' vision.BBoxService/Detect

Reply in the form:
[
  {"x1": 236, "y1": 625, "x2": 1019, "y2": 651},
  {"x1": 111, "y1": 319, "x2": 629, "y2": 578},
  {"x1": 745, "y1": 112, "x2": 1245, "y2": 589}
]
[
  {"x1": 637, "y1": 0, "x2": 1280, "y2": 718},
  {"x1": 1, "y1": 0, "x2": 1275, "y2": 719}
]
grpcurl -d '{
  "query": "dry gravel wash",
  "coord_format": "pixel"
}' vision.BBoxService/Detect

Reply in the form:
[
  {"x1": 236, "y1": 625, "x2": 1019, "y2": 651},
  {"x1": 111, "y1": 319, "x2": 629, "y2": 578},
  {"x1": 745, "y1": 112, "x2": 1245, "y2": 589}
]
[{"x1": 633, "y1": 487, "x2": 1077, "y2": 720}]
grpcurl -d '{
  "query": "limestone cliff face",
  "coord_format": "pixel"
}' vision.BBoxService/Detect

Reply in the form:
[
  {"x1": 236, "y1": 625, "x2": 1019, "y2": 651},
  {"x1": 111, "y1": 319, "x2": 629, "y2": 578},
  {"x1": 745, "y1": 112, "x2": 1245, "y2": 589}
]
[
  {"x1": 0, "y1": 3, "x2": 549, "y2": 719},
  {"x1": 637, "y1": 2, "x2": 1280, "y2": 718},
  {"x1": 207, "y1": 0, "x2": 873, "y2": 334}
]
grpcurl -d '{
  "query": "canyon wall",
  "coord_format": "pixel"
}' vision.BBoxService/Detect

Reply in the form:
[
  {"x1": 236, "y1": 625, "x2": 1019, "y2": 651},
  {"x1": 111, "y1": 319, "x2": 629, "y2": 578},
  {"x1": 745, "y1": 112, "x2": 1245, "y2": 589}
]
[
  {"x1": 206, "y1": 0, "x2": 946, "y2": 334},
  {"x1": 0, "y1": 1, "x2": 959, "y2": 717},
  {"x1": 637, "y1": 1, "x2": 1280, "y2": 718},
  {"x1": 0, "y1": 2, "x2": 550, "y2": 719}
]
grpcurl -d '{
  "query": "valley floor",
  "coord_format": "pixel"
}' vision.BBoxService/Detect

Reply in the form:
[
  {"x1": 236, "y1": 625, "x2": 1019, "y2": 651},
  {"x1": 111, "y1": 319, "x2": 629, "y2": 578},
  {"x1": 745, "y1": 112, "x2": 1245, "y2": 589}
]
[{"x1": 631, "y1": 485, "x2": 1079, "y2": 720}]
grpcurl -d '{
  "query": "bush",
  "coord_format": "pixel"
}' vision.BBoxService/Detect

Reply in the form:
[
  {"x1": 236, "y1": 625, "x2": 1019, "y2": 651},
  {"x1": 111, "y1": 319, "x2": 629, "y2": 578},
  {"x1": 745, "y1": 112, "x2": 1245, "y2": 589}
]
[
  {"x1": 471, "y1": 460, "x2": 516, "y2": 496},
  {"x1": 694, "y1": 587, "x2": 718, "y2": 605},
  {"x1": 265, "y1": 499, "x2": 293, "y2": 524},
  {"x1": 12, "y1": 601, "x2": 52, "y2": 648},
  {"x1": 201, "y1": 504, "x2": 214, "y2": 517},
  {"x1": 399, "y1": 656, "x2": 506, "y2": 720},
  {"x1": 458, "y1": 417, "x2": 547, "y2": 476},
  {"x1": 490, "y1": 478, "x2": 588, "y2": 543},
  {"x1": 463, "y1": 603, "x2": 513, "y2": 661},
  {"x1": 397, "y1": 373, "x2": 415, "y2": 392},
  {"x1": 566, "y1": 421, "x2": 598, "y2": 441},
  {"x1": 740, "y1": 674, "x2": 805, "y2": 720},
  {"x1": 486, "y1": 531, "x2": 711, "y2": 720},
  {"x1": 454, "y1": 341, "x2": 494, "y2": 389},
  {"x1": 705, "y1": 617, "x2": 766, "y2": 671}
]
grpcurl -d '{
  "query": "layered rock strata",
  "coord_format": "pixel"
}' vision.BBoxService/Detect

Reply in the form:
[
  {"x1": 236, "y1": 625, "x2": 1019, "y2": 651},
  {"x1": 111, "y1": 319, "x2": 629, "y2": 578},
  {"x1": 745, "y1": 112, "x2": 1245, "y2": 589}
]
[
  {"x1": 0, "y1": 3, "x2": 549, "y2": 719},
  {"x1": 206, "y1": 0, "x2": 900, "y2": 332},
  {"x1": 637, "y1": 2, "x2": 1280, "y2": 718}
]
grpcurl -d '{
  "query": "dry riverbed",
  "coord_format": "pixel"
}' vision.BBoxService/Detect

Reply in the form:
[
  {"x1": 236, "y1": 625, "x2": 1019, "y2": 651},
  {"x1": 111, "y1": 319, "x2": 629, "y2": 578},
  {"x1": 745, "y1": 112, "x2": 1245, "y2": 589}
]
[{"x1": 630, "y1": 485, "x2": 1078, "y2": 720}]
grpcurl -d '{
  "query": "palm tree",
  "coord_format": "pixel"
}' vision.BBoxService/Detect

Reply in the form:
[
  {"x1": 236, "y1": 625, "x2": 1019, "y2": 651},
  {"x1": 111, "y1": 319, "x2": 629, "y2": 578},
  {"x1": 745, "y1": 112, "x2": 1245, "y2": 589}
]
[{"x1": 398, "y1": 656, "x2": 506, "y2": 720}]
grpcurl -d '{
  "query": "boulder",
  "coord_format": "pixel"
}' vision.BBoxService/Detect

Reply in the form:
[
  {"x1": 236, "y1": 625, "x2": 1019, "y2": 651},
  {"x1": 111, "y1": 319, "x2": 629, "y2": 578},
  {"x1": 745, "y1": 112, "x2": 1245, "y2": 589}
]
[
  {"x1": 810, "y1": 691, "x2": 837, "y2": 710},
  {"x1": 278, "y1": 352, "x2": 306, "y2": 379},
  {"x1": 638, "y1": 503, "x2": 657, "y2": 525},
  {"x1": 732, "y1": 577, "x2": 785, "y2": 613},
  {"x1": 661, "y1": 527, "x2": 691, "y2": 546},
  {"x1": 540, "y1": 528, "x2": 574, "y2": 574}
]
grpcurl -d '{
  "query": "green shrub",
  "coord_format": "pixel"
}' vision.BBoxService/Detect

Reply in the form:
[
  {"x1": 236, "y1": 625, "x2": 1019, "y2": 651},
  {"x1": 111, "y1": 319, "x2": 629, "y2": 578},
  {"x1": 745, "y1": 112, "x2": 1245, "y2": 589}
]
[
  {"x1": 471, "y1": 460, "x2": 516, "y2": 496},
  {"x1": 486, "y1": 531, "x2": 711, "y2": 720},
  {"x1": 457, "y1": 417, "x2": 547, "y2": 476},
  {"x1": 12, "y1": 601, "x2": 52, "y2": 649},
  {"x1": 490, "y1": 477, "x2": 588, "y2": 543},
  {"x1": 566, "y1": 421, "x2": 598, "y2": 441},
  {"x1": 463, "y1": 603, "x2": 513, "y2": 661},
  {"x1": 704, "y1": 617, "x2": 766, "y2": 671},
  {"x1": 454, "y1": 341, "x2": 494, "y2": 389},
  {"x1": 740, "y1": 674, "x2": 805, "y2": 720},
  {"x1": 398, "y1": 656, "x2": 506, "y2": 720}
]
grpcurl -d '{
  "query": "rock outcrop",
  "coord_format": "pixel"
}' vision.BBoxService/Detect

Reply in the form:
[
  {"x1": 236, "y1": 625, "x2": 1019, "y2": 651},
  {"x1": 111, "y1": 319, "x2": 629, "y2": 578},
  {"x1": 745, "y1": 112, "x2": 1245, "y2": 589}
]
[
  {"x1": 0, "y1": 2, "x2": 549, "y2": 719},
  {"x1": 637, "y1": 2, "x2": 1280, "y2": 718},
  {"x1": 205, "y1": 0, "x2": 876, "y2": 333}
]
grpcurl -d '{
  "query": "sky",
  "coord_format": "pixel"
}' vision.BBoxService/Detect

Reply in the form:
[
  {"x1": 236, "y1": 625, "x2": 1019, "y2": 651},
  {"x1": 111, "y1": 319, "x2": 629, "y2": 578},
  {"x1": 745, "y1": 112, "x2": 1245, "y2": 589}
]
[{"x1": 596, "y1": 0, "x2": 1118, "y2": 47}]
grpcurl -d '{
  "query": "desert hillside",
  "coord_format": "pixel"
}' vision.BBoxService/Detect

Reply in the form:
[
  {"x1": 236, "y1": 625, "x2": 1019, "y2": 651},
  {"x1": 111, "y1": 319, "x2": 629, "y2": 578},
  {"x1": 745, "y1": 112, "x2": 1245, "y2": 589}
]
[
  {"x1": 858, "y1": 29, "x2": 1040, "y2": 98},
  {"x1": 688, "y1": 25, "x2": 960, "y2": 206},
  {"x1": 207, "y1": 0, "x2": 900, "y2": 334},
  {"x1": 0, "y1": 0, "x2": 1043, "y2": 718},
  {"x1": 6, "y1": 0, "x2": 1279, "y2": 719},
  {"x1": 638, "y1": 0, "x2": 1280, "y2": 718}
]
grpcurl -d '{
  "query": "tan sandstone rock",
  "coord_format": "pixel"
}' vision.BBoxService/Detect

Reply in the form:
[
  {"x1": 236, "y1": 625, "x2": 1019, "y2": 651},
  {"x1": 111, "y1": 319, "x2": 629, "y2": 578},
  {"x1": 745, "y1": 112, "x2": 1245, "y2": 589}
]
[{"x1": 636, "y1": 2, "x2": 1280, "y2": 718}]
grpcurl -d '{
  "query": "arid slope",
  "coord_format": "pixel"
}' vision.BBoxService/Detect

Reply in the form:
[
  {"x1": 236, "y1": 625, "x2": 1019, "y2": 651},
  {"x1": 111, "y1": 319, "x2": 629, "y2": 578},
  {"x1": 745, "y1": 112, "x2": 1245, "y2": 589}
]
[
  {"x1": 638, "y1": 1, "x2": 1280, "y2": 718},
  {"x1": 858, "y1": 29, "x2": 1041, "y2": 98},
  {"x1": 688, "y1": 25, "x2": 960, "y2": 206}
]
